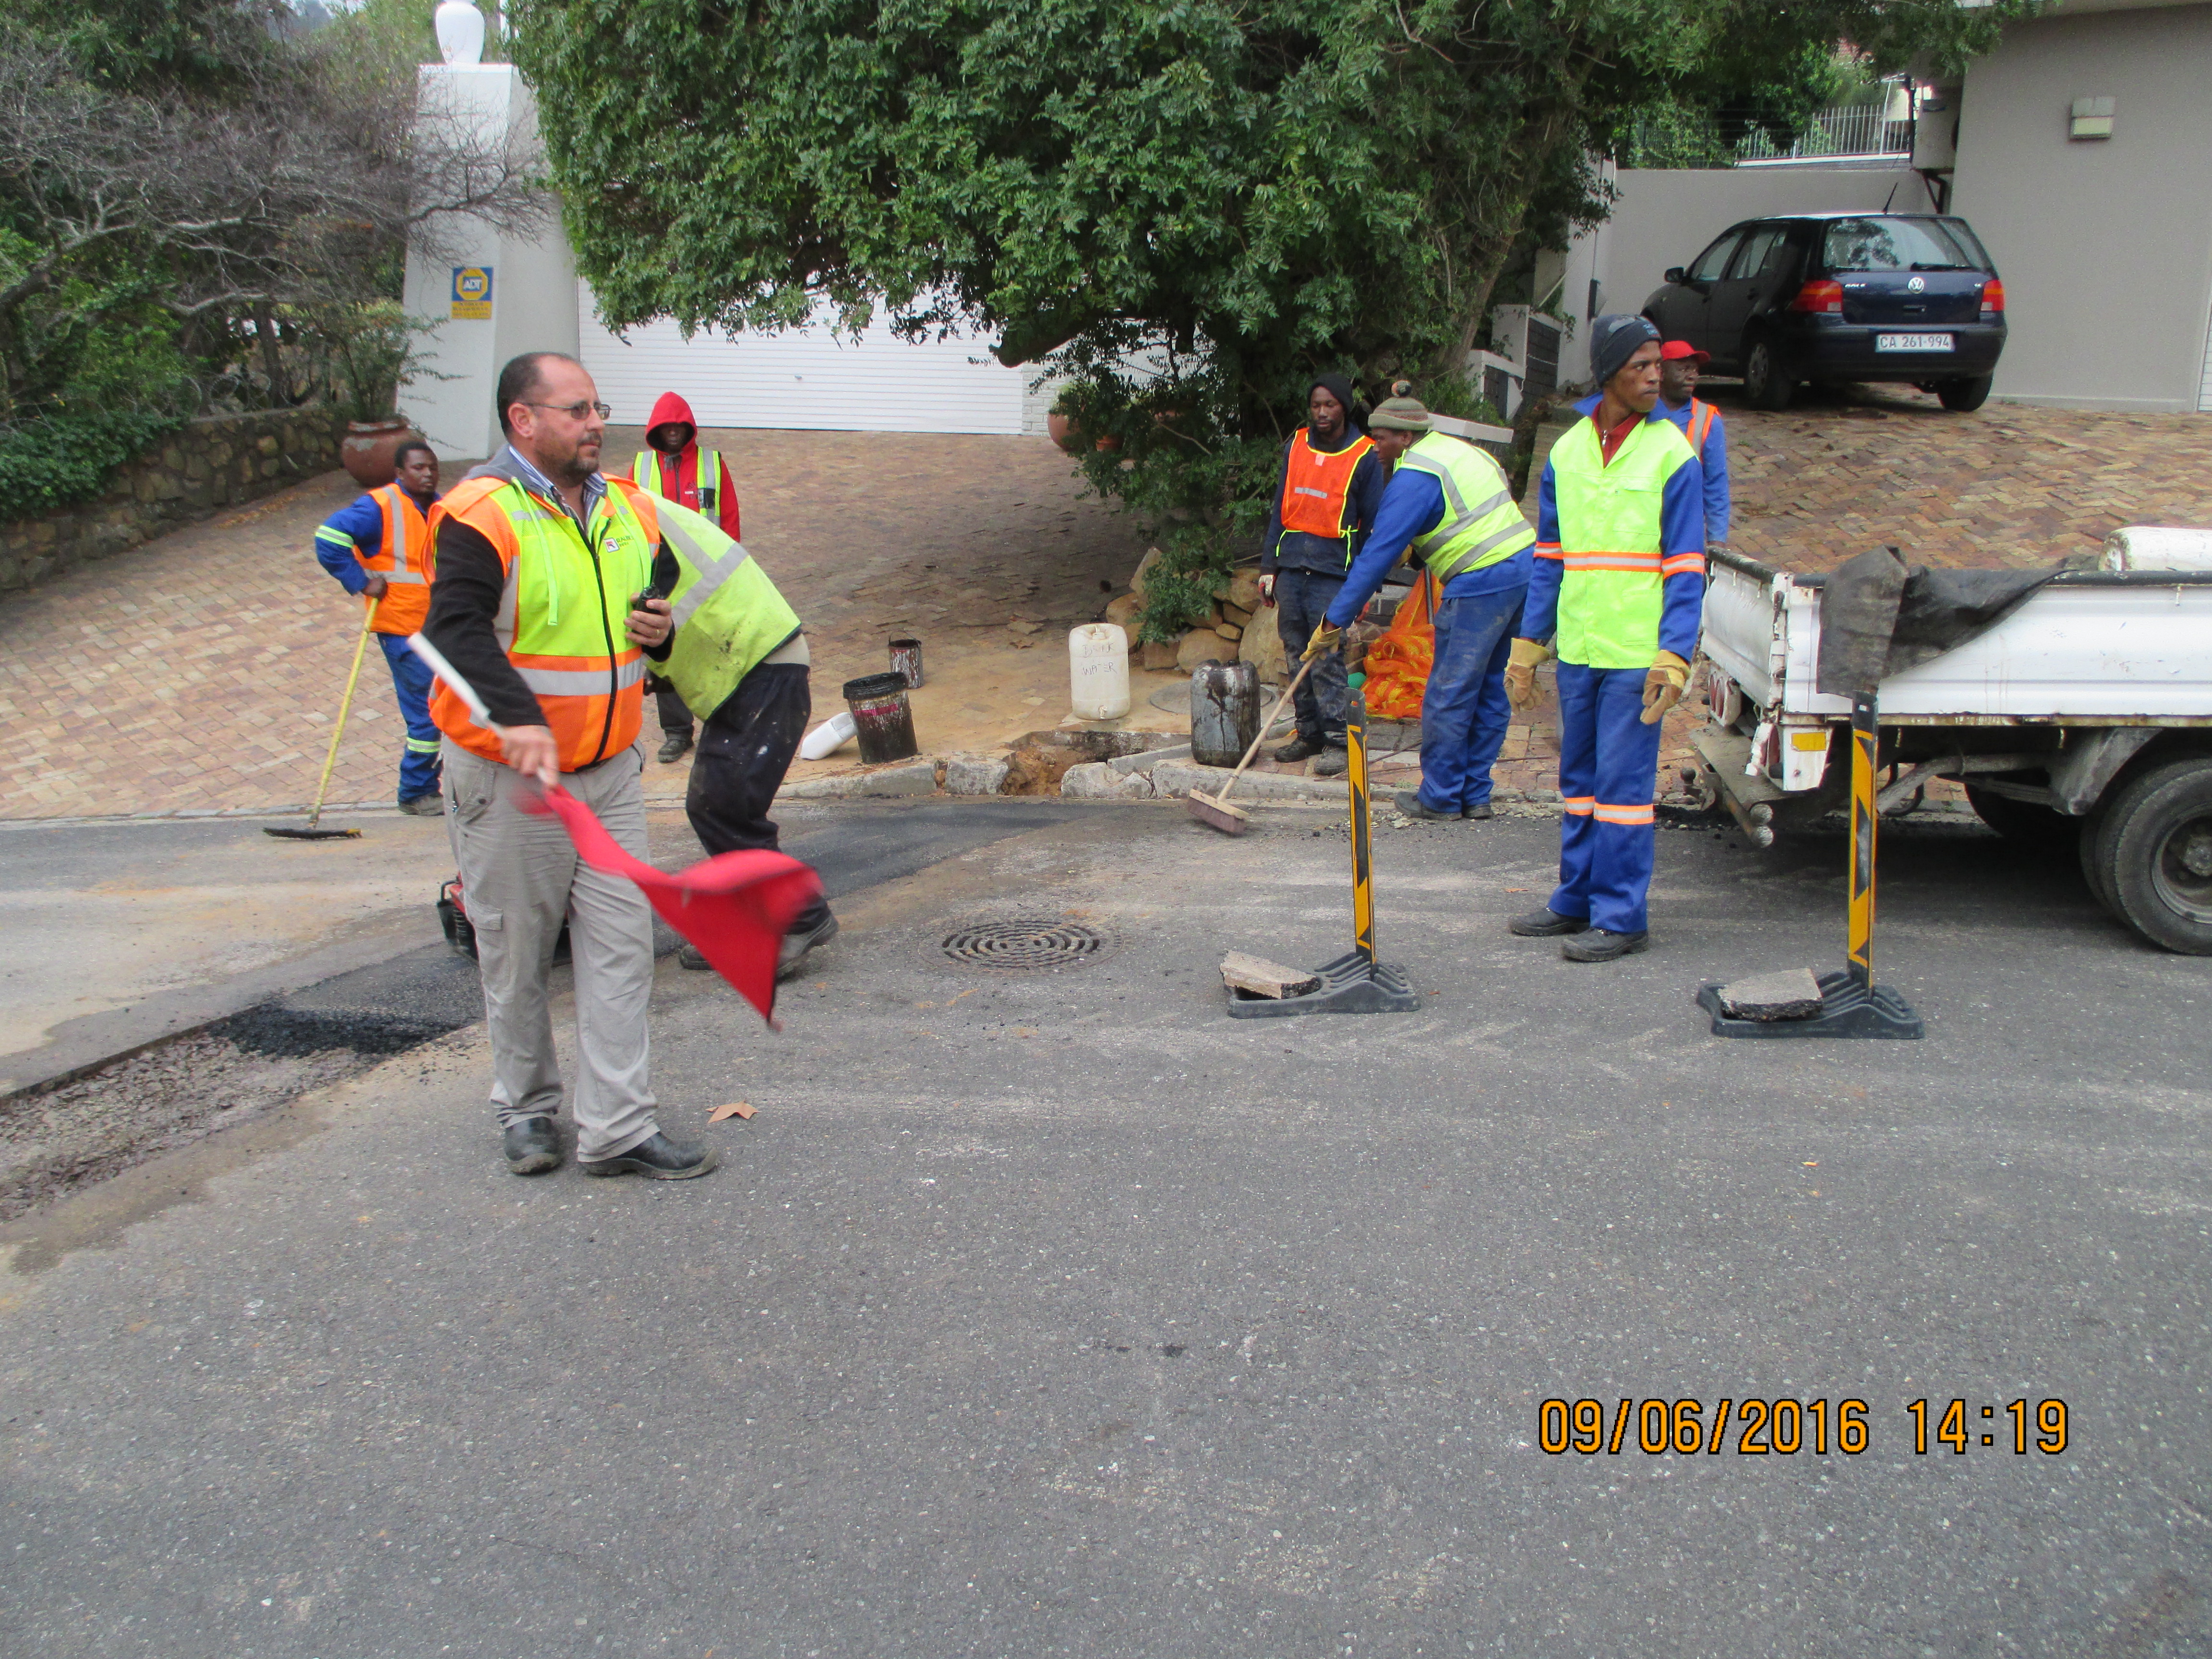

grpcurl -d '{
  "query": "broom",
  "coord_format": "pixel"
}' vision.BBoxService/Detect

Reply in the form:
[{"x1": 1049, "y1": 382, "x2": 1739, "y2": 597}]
[
  {"x1": 1185, "y1": 657, "x2": 1316, "y2": 836},
  {"x1": 266, "y1": 602, "x2": 379, "y2": 841}
]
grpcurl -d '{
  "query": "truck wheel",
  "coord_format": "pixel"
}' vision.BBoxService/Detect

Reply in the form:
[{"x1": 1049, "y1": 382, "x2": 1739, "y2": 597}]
[
  {"x1": 1965, "y1": 785, "x2": 2076, "y2": 856},
  {"x1": 2079, "y1": 796, "x2": 2122, "y2": 917},
  {"x1": 1936, "y1": 375, "x2": 1994, "y2": 412},
  {"x1": 2100, "y1": 757, "x2": 2212, "y2": 954},
  {"x1": 1744, "y1": 341, "x2": 1794, "y2": 410}
]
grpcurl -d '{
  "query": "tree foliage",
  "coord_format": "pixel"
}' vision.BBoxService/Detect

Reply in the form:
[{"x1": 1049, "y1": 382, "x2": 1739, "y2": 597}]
[{"x1": 515, "y1": 0, "x2": 2029, "y2": 635}]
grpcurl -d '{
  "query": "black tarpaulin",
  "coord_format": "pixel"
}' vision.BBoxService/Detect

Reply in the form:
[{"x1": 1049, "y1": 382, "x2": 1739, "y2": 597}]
[{"x1": 1814, "y1": 545, "x2": 2059, "y2": 697}]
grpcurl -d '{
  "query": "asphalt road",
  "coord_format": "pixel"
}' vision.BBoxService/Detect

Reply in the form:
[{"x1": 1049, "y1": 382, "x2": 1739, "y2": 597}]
[{"x1": 2, "y1": 801, "x2": 2207, "y2": 1657}]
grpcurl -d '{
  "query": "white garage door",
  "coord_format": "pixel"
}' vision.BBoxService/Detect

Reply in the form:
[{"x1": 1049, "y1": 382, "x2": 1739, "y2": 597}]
[{"x1": 578, "y1": 285, "x2": 1028, "y2": 434}]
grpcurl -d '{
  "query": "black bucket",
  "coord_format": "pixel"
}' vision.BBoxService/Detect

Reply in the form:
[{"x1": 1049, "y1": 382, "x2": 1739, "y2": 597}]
[
  {"x1": 1190, "y1": 659, "x2": 1260, "y2": 768},
  {"x1": 889, "y1": 637, "x2": 925, "y2": 688},
  {"x1": 842, "y1": 672, "x2": 920, "y2": 764}
]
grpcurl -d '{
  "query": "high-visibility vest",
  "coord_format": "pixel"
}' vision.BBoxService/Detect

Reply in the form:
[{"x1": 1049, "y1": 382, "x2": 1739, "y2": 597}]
[
  {"x1": 426, "y1": 475, "x2": 659, "y2": 771},
  {"x1": 1278, "y1": 428, "x2": 1375, "y2": 550},
  {"x1": 314, "y1": 486, "x2": 433, "y2": 635},
  {"x1": 1392, "y1": 431, "x2": 1537, "y2": 584},
  {"x1": 651, "y1": 498, "x2": 803, "y2": 721},
  {"x1": 1686, "y1": 398, "x2": 1718, "y2": 456},
  {"x1": 1544, "y1": 414, "x2": 1702, "y2": 670},
  {"x1": 632, "y1": 447, "x2": 723, "y2": 517}
]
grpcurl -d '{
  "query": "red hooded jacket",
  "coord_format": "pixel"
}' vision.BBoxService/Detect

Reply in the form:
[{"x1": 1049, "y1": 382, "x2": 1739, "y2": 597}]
[{"x1": 636, "y1": 391, "x2": 741, "y2": 540}]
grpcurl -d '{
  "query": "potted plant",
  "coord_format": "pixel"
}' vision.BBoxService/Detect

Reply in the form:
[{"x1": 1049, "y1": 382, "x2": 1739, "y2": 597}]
[{"x1": 319, "y1": 300, "x2": 437, "y2": 486}]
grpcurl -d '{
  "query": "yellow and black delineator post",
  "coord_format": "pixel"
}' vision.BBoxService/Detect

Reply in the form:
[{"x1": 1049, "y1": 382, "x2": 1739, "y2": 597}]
[
  {"x1": 1226, "y1": 670, "x2": 1419, "y2": 1018},
  {"x1": 1697, "y1": 693, "x2": 1923, "y2": 1038}
]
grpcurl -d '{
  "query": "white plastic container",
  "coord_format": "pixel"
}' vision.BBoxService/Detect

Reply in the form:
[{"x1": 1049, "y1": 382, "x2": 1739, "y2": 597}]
[
  {"x1": 797, "y1": 710, "x2": 857, "y2": 759},
  {"x1": 1068, "y1": 624, "x2": 1131, "y2": 721}
]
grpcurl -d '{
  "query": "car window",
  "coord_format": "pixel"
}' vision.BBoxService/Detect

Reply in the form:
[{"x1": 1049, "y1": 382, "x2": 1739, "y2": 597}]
[
  {"x1": 1939, "y1": 218, "x2": 1995, "y2": 271},
  {"x1": 1686, "y1": 231, "x2": 1742, "y2": 284},
  {"x1": 1822, "y1": 216, "x2": 1983, "y2": 272},
  {"x1": 1727, "y1": 226, "x2": 1788, "y2": 280}
]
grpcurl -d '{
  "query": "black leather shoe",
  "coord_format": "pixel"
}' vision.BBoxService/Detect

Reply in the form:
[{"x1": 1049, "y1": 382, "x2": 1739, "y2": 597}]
[
  {"x1": 503, "y1": 1116, "x2": 562, "y2": 1176},
  {"x1": 1394, "y1": 789, "x2": 1459, "y2": 821},
  {"x1": 777, "y1": 910, "x2": 840, "y2": 980},
  {"x1": 1509, "y1": 906, "x2": 1590, "y2": 937},
  {"x1": 1461, "y1": 803, "x2": 1494, "y2": 821},
  {"x1": 657, "y1": 733, "x2": 693, "y2": 764},
  {"x1": 1272, "y1": 735, "x2": 1325, "y2": 764},
  {"x1": 1562, "y1": 928, "x2": 1649, "y2": 962},
  {"x1": 580, "y1": 1131, "x2": 718, "y2": 1180}
]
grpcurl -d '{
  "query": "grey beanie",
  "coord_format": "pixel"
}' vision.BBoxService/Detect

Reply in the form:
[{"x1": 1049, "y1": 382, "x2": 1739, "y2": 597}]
[
  {"x1": 1588, "y1": 313, "x2": 1661, "y2": 389},
  {"x1": 1367, "y1": 379, "x2": 1431, "y2": 433}
]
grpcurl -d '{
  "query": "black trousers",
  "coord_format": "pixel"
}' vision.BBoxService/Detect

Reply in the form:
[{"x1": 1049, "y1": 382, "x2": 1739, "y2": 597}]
[
  {"x1": 686, "y1": 662, "x2": 830, "y2": 931},
  {"x1": 655, "y1": 684, "x2": 693, "y2": 738}
]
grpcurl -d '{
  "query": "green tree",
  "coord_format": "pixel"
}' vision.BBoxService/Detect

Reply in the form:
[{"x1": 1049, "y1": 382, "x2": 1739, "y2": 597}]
[{"x1": 512, "y1": 0, "x2": 2027, "y2": 636}]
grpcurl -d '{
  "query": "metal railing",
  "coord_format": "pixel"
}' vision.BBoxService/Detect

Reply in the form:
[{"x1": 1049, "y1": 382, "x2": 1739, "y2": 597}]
[{"x1": 1627, "y1": 79, "x2": 1914, "y2": 169}]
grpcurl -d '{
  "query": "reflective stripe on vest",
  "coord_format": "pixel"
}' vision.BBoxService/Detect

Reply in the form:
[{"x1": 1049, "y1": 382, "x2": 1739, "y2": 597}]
[
  {"x1": 1687, "y1": 399, "x2": 1716, "y2": 455},
  {"x1": 632, "y1": 447, "x2": 720, "y2": 514},
  {"x1": 425, "y1": 475, "x2": 658, "y2": 771},
  {"x1": 1393, "y1": 431, "x2": 1536, "y2": 584},
  {"x1": 1278, "y1": 429, "x2": 1374, "y2": 545},
  {"x1": 1545, "y1": 414, "x2": 1699, "y2": 671},
  {"x1": 652, "y1": 499, "x2": 804, "y2": 720}
]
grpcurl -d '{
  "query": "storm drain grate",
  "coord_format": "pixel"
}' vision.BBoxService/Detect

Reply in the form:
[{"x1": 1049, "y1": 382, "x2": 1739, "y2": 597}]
[{"x1": 940, "y1": 918, "x2": 1110, "y2": 971}]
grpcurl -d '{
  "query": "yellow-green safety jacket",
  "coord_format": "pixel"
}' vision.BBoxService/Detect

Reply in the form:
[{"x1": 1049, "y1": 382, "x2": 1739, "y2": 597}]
[
  {"x1": 1391, "y1": 431, "x2": 1538, "y2": 583},
  {"x1": 650, "y1": 498, "x2": 802, "y2": 721}
]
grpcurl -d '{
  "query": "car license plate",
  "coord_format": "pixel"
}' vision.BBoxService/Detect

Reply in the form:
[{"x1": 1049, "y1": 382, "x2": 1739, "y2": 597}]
[{"x1": 1875, "y1": 332, "x2": 1954, "y2": 353}]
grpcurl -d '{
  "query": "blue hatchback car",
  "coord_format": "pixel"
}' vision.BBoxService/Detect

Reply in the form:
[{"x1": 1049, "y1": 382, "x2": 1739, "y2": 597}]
[{"x1": 1641, "y1": 212, "x2": 2007, "y2": 411}]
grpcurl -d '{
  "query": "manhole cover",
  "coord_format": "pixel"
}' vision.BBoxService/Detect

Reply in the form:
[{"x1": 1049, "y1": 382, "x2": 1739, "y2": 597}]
[{"x1": 940, "y1": 918, "x2": 1111, "y2": 971}]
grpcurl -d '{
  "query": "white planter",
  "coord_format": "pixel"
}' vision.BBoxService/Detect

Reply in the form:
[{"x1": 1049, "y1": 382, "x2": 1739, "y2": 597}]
[{"x1": 435, "y1": 0, "x2": 485, "y2": 65}]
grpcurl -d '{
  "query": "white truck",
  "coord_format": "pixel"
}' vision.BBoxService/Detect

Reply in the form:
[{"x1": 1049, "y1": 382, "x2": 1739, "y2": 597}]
[{"x1": 1690, "y1": 527, "x2": 2212, "y2": 954}]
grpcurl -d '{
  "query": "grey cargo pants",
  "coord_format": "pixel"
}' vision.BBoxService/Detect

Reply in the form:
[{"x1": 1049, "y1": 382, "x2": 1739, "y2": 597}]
[{"x1": 443, "y1": 736, "x2": 661, "y2": 1162}]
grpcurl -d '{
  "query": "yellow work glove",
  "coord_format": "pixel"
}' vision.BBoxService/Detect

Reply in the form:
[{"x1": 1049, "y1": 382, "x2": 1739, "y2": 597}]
[
  {"x1": 1503, "y1": 637, "x2": 1550, "y2": 713},
  {"x1": 1302, "y1": 621, "x2": 1343, "y2": 662},
  {"x1": 1640, "y1": 649, "x2": 1691, "y2": 725}
]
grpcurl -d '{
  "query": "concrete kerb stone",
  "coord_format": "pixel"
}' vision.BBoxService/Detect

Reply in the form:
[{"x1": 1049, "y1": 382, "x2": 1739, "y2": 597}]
[
  {"x1": 780, "y1": 758, "x2": 942, "y2": 800},
  {"x1": 1058, "y1": 761, "x2": 1156, "y2": 800},
  {"x1": 1151, "y1": 759, "x2": 1350, "y2": 805},
  {"x1": 943, "y1": 754, "x2": 1012, "y2": 796},
  {"x1": 1109, "y1": 743, "x2": 1190, "y2": 776}
]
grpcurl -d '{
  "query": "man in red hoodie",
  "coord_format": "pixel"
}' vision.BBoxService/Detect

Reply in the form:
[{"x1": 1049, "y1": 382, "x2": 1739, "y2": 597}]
[{"x1": 631, "y1": 392, "x2": 743, "y2": 762}]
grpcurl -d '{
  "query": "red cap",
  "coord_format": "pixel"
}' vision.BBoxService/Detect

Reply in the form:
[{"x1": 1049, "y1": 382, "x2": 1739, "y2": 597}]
[{"x1": 1659, "y1": 340, "x2": 1710, "y2": 365}]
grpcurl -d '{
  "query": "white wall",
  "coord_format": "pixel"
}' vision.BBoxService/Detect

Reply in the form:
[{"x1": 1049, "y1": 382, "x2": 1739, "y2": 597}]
[
  {"x1": 578, "y1": 298, "x2": 1029, "y2": 435},
  {"x1": 397, "y1": 65, "x2": 579, "y2": 460},
  {"x1": 1951, "y1": 1, "x2": 2212, "y2": 412}
]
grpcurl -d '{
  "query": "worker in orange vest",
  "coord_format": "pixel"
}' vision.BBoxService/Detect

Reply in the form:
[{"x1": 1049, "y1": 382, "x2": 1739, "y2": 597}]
[
  {"x1": 311, "y1": 439, "x2": 445, "y2": 813},
  {"x1": 1657, "y1": 340, "x2": 1731, "y2": 546}
]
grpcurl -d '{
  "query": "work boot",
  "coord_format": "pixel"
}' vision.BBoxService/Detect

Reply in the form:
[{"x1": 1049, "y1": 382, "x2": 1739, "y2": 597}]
[
  {"x1": 1311, "y1": 747, "x2": 1349, "y2": 779},
  {"x1": 397, "y1": 792, "x2": 444, "y2": 817},
  {"x1": 1272, "y1": 734, "x2": 1325, "y2": 764},
  {"x1": 1394, "y1": 789, "x2": 1458, "y2": 822},
  {"x1": 579, "y1": 1131, "x2": 718, "y2": 1180},
  {"x1": 1509, "y1": 906, "x2": 1589, "y2": 938},
  {"x1": 676, "y1": 944, "x2": 711, "y2": 971},
  {"x1": 503, "y1": 1116, "x2": 562, "y2": 1176},
  {"x1": 658, "y1": 731, "x2": 693, "y2": 764},
  {"x1": 1461, "y1": 803, "x2": 1494, "y2": 821},
  {"x1": 778, "y1": 910, "x2": 840, "y2": 980},
  {"x1": 1561, "y1": 928, "x2": 1649, "y2": 963}
]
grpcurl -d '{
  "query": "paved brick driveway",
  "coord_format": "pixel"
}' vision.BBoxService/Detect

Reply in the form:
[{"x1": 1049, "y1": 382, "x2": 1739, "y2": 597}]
[{"x1": 1, "y1": 393, "x2": 2204, "y2": 820}]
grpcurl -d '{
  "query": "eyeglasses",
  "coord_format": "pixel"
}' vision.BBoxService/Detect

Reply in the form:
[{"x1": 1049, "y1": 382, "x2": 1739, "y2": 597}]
[{"x1": 521, "y1": 400, "x2": 613, "y2": 421}]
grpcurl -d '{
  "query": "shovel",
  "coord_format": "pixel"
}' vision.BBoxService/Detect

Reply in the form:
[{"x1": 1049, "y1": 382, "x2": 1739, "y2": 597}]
[
  {"x1": 266, "y1": 604, "x2": 377, "y2": 842},
  {"x1": 1186, "y1": 657, "x2": 1316, "y2": 836}
]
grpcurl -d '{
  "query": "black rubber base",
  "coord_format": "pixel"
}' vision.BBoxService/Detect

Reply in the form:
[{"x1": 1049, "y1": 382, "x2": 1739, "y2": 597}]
[
  {"x1": 1696, "y1": 970, "x2": 1924, "y2": 1040},
  {"x1": 1226, "y1": 952, "x2": 1421, "y2": 1018}
]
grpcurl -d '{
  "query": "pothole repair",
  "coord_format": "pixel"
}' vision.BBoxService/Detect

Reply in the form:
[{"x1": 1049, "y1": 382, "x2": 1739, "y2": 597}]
[{"x1": 939, "y1": 918, "x2": 1112, "y2": 972}]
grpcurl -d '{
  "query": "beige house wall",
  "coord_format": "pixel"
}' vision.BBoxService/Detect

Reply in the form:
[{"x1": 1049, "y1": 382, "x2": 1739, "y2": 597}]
[{"x1": 1951, "y1": 1, "x2": 2212, "y2": 412}]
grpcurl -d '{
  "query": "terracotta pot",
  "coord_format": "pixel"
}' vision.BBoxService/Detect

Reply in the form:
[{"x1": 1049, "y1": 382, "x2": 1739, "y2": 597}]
[
  {"x1": 341, "y1": 419, "x2": 417, "y2": 488},
  {"x1": 1047, "y1": 411, "x2": 1084, "y2": 455},
  {"x1": 1093, "y1": 434, "x2": 1122, "y2": 453}
]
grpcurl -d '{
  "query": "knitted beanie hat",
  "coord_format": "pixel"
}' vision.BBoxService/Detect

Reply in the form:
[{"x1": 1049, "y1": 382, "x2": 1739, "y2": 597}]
[{"x1": 1367, "y1": 380, "x2": 1431, "y2": 433}]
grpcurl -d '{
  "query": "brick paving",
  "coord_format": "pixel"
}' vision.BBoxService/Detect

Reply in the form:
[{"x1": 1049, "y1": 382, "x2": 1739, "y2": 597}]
[{"x1": 2, "y1": 392, "x2": 2204, "y2": 820}]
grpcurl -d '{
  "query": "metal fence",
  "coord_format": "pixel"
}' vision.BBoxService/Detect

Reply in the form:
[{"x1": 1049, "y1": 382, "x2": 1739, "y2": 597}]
[{"x1": 1628, "y1": 79, "x2": 1914, "y2": 168}]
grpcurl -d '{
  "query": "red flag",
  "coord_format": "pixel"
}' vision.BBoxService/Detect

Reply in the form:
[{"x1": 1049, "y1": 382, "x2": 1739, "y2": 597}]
[{"x1": 524, "y1": 785, "x2": 822, "y2": 1024}]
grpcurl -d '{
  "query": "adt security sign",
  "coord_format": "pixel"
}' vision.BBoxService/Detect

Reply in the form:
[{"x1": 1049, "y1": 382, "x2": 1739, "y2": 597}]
[{"x1": 450, "y1": 266, "x2": 493, "y2": 320}]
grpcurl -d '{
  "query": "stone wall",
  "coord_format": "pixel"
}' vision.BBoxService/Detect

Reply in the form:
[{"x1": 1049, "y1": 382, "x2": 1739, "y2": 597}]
[{"x1": 0, "y1": 407, "x2": 350, "y2": 595}]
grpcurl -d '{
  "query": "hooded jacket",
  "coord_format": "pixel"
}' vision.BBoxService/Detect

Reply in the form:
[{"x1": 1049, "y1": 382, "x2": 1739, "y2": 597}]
[{"x1": 635, "y1": 392, "x2": 742, "y2": 540}]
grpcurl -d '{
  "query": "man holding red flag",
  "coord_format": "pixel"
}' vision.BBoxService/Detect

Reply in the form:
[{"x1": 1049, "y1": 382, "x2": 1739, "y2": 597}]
[{"x1": 631, "y1": 392, "x2": 741, "y2": 762}]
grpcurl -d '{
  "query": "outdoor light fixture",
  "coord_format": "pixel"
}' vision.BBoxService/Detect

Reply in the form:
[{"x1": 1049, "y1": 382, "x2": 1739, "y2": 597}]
[{"x1": 2069, "y1": 96, "x2": 2116, "y2": 140}]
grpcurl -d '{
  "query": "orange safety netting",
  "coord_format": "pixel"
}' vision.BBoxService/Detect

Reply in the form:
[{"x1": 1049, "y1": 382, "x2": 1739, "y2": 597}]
[{"x1": 1361, "y1": 568, "x2": 1436, "y2": 722}]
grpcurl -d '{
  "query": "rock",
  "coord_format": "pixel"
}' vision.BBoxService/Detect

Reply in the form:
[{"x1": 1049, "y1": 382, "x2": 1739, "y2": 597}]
[
  {"x1": 1062, "y1": 762, "x2": 1154, "y2": 800},
  {"x1": 1200, "y1": 600, "x2": 1223, "y2": 627},
  {"x1": 1227, "y1": 568, "x2": 1264, "y2": 613},
  {"x1": 1176, "y1": 629, "x2": 1229, "y2": 672},
  {"x1": 1104, "y1": 593, "x2": 1142, "y2": 630},
  {"x1": 1219, "y1": 601, "x2": 1252, "y2": 627},
  {"x1": 943, "y1": 754, "x2": 1011, "y2": 795},
  {"x1": 1129, "y1": 547, "x2": 1165, "y2": 600},
  {"x1": 1241, "y1": 613, "x2": 1287, "y2": 682},
  {"x1": 1716, "y1": 967, "x2": 1826, "y2": 1022},
  {"x1": 1006, "y1": 618, "x2": 1041, "y2": 636},
  {"x1": 1214, "y1": 623, "x2": 1242, "y2": 641},
  {"x1": 1139, "y1": 639, "x2": 1178, "y2": 672}
]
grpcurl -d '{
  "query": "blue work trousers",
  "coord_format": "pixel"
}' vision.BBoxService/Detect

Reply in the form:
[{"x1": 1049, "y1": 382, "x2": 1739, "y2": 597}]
[
  {"x1": 1549, "y1": 662, "x2": 1663, "y2": 935},
  {"x1": 378, "y1": 632, "x2": 444, "y2": 803},
  {"x1": 1414, "y1": 584, "x2": 1525, "y2": 813},
  {"x1": 1272, "y1": 569, "x2": 1350, "y2": 745}
]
